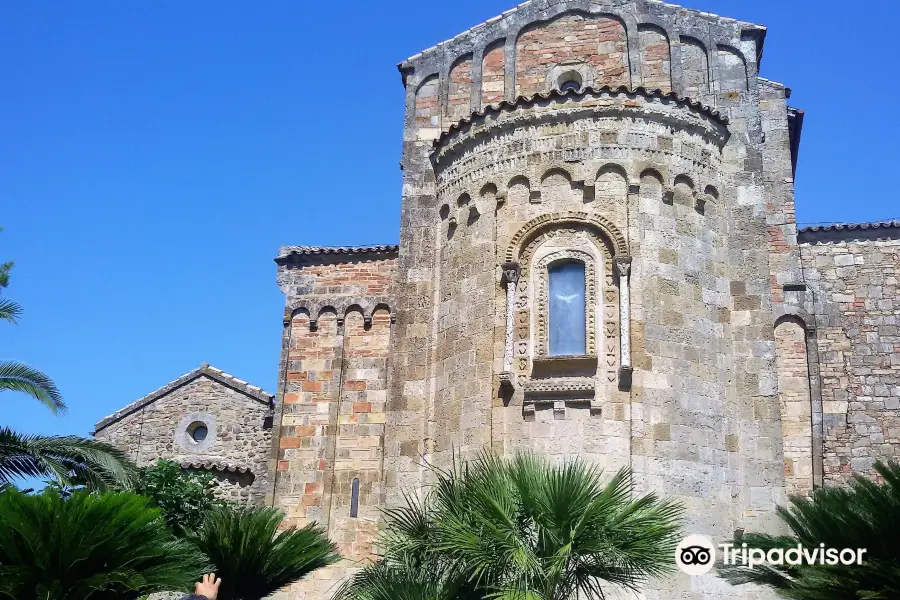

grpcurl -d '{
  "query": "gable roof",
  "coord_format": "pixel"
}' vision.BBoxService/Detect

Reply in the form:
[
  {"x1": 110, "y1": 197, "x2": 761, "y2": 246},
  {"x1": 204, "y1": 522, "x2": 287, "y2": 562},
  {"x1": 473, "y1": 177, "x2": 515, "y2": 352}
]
[{"x1": 92, "y1": 363, "x2": 274, "y2": 434}]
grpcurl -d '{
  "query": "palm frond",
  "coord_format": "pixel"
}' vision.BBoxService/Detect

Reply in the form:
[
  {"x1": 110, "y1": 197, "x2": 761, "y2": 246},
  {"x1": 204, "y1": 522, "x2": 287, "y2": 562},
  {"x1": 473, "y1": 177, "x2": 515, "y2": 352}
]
[
  {"x1": 715, "y1": 460, "x2": 900, "y2": 599},
  {"x1": 0, "y1": 360, "x2": 65, "y2": 414},
  {"x1": 0, "y1": 426, "x2": 138, "y2": 490},
  {"x1": 190, "y1": 504, "x2": 339, "y2": 600},
  {"x1": 0, "y1": 487, "x2": 209, "y2": 600},
  {"x1": 0, "y1": 298, "x2": 22, "y2": 324},
  {"x1": 342, "y1": 451, "x2": 685, "y2": 600}
]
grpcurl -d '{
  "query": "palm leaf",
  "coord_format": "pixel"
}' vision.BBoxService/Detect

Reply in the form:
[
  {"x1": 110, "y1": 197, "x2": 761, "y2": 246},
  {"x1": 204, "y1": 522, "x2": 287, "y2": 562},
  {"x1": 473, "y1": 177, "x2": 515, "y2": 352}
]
[
  {"x1": 0, "y1": 487, "x2": 209, "y2": 600},
  {"x1": 339, "y1": 451, "x2": 685, "y2": 600},
  {"x1": 0, "y1": 360, "x2": 65, "y2": 414},
  {"x1": 0, "y1": 298, "x2": 22, "y2": 324},
  {"x1": 715, "y1": 460, "x2": 900, "y2": 599},
  {"x1": 0, "y1": 426, "x2": 138, "y2": 490},
  {"x1": 190, "y1": 504, "x2": 339, "y2": 600}
]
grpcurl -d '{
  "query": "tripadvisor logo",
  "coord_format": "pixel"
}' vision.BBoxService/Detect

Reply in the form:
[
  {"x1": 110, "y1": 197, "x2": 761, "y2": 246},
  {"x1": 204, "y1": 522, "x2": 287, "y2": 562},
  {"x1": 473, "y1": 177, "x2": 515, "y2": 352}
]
[{"x1": 675, "y1": 535, "x2": 868, "y2": 576}]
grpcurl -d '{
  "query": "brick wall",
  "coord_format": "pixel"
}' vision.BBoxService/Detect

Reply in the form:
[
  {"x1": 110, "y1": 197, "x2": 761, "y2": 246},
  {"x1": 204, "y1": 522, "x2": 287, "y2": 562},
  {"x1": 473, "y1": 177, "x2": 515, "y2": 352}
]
[
  {"x1": 271, "y1": 252, "x2": 395, "y2": 600},
  {"x1": 448, "y1": 56, "x2": 472, "y2": 123},
  {"x1": 481, "y1": 44, "x2": 505, "y2": 106},
  {"x1": 515, "y1": 14, "x2": 629, "y2": 97},
  {"x1": 638, "y1": 25, "x2": 671, "y2": 92}
]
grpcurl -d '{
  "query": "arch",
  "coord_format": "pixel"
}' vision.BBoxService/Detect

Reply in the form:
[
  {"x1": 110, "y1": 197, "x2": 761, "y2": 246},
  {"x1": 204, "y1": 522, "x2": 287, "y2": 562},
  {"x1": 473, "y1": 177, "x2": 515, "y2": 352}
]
[
  {"x1": 481, "y1": 39, "x2": 506, "y2": 107},
  {"x1": 774, "y1": 314, "x2": 815, "y2": 496},
  {"x1": 542, "y1": 166, "x2": 575, "y2": 182},
  {"x1": 775, "y1": 308, "x2": 814, "y2": 330},
  {"x1": 508, "y1": 174, "x2": 530, "y2": 188},
  {"x1": 316, "y1": 306, "x2": 339, "y2": 322},
  {"x1": 448, "y1": 53, "x2": 474, "y2": 121},
  {"x1": 439, "y1": 203, "x2": 451, "y2": 220},
  {"x1": 480, "y1": 182, "x2": 498, "y2": 198},
  {"x1": 716, "y1": 44, "x2": 748, "y2": 93},
  {"x1": 370, "y1": 303, "x2": 392, "y2": 321},
  {"x1": 457, "y1": 192, "x2": 472, "y2": 207},
  {"x1": 507, "y1": 175, "x2": 532, "y2": 206},
  {"x1": 505, "y1": 211, "x2": 628, "y2": 263},
  {"x1": 540, "y1": 167, "x2": 576, "y2": 205},
  {"x1": 639, "y1": 169, "x2": 665, "y2": 203},
  {"x1": 344, "y1": 304, "x2": 366, "y2": 321},
  {"x1": 640, "y1": 168, "x2": 664, "y2": 185},
  {"x1": 679, "y1": 36, "x2": 709, "y2": 98},
  {"x1": 290, "y1": 306, "x2": 311, "y2": 321},
  {"x1": 673, "y1": 173, "x2": 695, "y2": 189},
  {"x1": 415, "y1": 75, "x2": 441, "y2": 131},
  {"x1": 704, "y1": 184, "x2": 719, "y2": 200},
  {"x1": 594, "y1": 164, "x2": 628, "y2": 206},
  {"x1": 638, "y1": 23, "x2": 671, "y2": 92}
]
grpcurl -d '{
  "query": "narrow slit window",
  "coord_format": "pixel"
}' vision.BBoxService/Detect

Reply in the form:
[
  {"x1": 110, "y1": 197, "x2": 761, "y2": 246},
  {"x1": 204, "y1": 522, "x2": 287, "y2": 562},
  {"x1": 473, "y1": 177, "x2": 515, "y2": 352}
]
[
  {"x1": 350, "y1": 478, "x2": 360, "y2": 518},
  {"x1": 548, "y1": 261, "x2": 587, "y2": 355}
]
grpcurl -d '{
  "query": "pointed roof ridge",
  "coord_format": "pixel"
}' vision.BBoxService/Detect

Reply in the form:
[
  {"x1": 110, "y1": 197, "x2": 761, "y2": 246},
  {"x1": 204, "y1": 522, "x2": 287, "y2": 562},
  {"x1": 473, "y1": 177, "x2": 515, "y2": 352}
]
[{"x1": 92, "y1": 363, "x2": 274, "y2": 434}]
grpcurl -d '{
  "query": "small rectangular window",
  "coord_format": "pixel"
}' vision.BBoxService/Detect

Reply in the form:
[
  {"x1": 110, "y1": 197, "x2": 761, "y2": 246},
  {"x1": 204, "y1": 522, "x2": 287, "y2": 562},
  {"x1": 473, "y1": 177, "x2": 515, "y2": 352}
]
[
  {"x1": 549, "y1": 261, "x2": 587, "y2": 355},
  {"x1": 350, "y1": 478, "x2": 360, "y2": 518}
]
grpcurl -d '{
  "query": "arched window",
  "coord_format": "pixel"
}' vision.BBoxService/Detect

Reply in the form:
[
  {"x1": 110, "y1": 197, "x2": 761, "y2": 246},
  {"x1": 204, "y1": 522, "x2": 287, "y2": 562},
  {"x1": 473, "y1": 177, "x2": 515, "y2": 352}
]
[{"x1": 548, "y1": 260, "x2": 586, "y2": 355}]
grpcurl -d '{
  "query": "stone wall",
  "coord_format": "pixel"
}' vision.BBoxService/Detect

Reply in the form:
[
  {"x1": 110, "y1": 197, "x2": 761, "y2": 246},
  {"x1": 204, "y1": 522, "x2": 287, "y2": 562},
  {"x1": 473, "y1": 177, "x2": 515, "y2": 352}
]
[
  {"x1": 800, "y1": 226, "x2": 900, "y2": 486},
  {"x1": 94, "y1": 367, "x2": 274, "y2": 504},
  {"x1": 270, "y1": 248, "x2": 396, "y2": 600},
  {"x1": 392, "y1": 4, "x2": 786, "y2": 600}
]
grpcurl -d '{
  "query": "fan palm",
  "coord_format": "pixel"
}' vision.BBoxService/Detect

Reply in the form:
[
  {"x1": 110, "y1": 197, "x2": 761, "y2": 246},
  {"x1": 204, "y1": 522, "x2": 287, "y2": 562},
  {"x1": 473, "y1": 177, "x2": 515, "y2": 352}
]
[
  {"x1": 0, "y1": 487, "x2": 210, "y2": 600},
  {"x1": 337, "y1": 452, "x2": 685, "y2": 600},
  {"x1": 0, "y1": 426, "x2": 138, "y2": 490},
  {"x1": 716, "y1": 460, "x2": 900, "y2": 599},
  {"x1": 189, "y1": 504, "x2": 340, "y2": 600}
]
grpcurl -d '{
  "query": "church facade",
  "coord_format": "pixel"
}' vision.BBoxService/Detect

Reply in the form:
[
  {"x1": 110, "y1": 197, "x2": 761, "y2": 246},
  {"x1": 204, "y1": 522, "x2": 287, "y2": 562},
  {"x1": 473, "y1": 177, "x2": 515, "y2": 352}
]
[{"x1": 95, "y1": 1, "x2": 900, "y2": 599}]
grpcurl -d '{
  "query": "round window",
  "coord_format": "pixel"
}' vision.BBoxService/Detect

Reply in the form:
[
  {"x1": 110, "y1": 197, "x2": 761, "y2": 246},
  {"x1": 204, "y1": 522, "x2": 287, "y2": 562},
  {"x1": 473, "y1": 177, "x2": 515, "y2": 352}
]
[
  {"x1": 188, "y1": 422, "x2": 208, "y2": 443},
  {"x1": 557, "y1": 71, "x2": 583, "y2": 93}
]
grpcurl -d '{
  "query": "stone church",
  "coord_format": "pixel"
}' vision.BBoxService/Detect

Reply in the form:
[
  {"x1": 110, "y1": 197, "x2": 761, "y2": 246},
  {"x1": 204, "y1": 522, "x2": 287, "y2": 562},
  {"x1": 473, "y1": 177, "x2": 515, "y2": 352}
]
[{"x1": 94, "y1": 1, "x2": 900, "y2": 598}]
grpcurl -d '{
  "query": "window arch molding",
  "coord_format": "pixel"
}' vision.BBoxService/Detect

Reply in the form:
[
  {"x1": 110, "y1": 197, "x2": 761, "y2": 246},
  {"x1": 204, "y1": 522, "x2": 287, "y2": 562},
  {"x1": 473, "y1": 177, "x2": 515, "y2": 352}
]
[
  {"x1": 501, "y1": 213, "x2": 631, "y2": 392},
  {"x1": 505, "y1": 211, "x2": 628, "y2": 264}
]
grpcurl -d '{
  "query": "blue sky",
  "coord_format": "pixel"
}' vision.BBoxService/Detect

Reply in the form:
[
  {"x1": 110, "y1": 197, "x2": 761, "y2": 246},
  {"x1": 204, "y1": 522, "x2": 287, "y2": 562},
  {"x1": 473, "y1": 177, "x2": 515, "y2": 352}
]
[{"x1": 1, "y1": 0, "x2": 898, "y2": 442}]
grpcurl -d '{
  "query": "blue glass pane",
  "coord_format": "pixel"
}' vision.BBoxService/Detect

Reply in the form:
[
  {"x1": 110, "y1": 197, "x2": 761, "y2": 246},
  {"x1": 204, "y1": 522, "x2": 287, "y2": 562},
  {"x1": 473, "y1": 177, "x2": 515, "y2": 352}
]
[{"x1": 549, "y1": 261, "x2": 586, "y2": 355}]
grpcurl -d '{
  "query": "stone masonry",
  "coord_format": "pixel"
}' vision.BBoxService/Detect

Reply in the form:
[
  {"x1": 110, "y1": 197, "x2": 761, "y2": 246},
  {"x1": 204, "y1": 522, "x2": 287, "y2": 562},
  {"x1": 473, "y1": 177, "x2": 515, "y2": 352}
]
[
  {"x1": 93, "y1": 364, "x2": 274, "y2": 504},
  {"x1": 798, "y1": 222, "x2": 900, "y2": 486},
  {"x1": 94, "y1": 2, "x2": 899, "y2": 599}
]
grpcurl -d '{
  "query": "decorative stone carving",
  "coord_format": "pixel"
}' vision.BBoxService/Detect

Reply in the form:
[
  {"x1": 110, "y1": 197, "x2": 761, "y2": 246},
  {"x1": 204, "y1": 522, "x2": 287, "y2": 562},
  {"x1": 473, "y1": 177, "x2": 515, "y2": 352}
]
[
  {"x1": 506, "y1": 212, "x2": 628, "y2": 263},
  {"x1": 523, "y1": 377, "x2": 596, "y2": 394},
  {"x1": 502, "y1": 262, "x2": 521, "y2": 374},
  {"x1": 614, "y1": 256, "x2": 633, "y2": 372}
]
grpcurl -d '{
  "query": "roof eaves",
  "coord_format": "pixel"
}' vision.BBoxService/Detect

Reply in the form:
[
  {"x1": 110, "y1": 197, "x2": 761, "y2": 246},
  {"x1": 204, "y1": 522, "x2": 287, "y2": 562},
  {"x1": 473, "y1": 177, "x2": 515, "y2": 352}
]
[
  {"x1": 798, "y1": 220, "x2": 900, "y2": 243},
  {"x1": 275, "y1": 244, "x2": 400, "y2": 264},
  {"x1": 433, "y1": 85, "x2": 728, "y2": 149}
]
